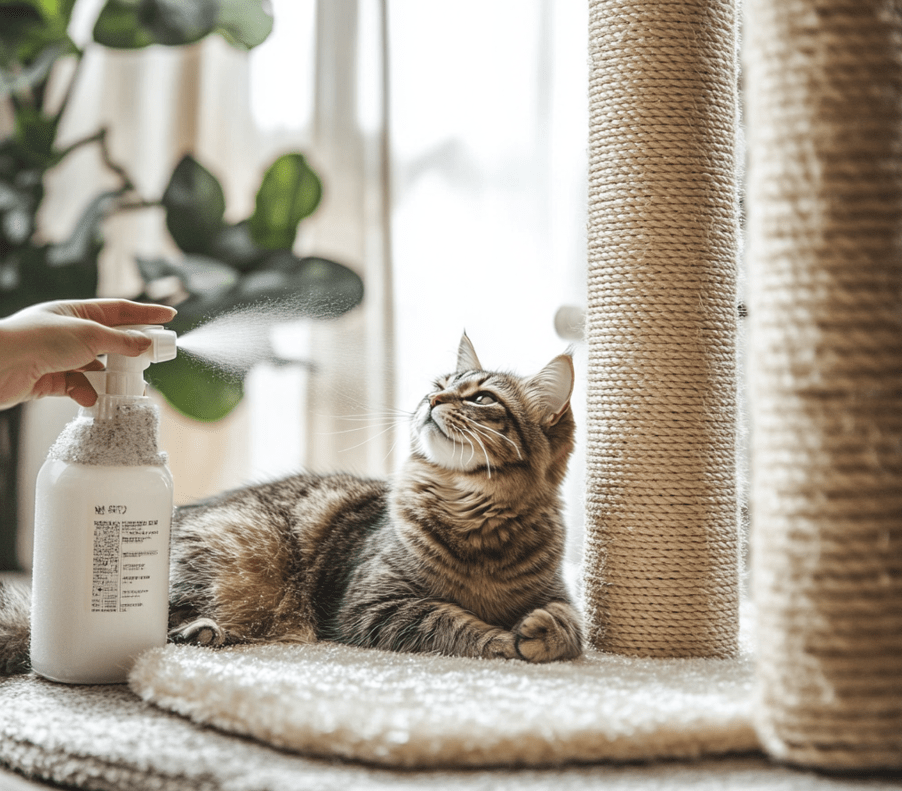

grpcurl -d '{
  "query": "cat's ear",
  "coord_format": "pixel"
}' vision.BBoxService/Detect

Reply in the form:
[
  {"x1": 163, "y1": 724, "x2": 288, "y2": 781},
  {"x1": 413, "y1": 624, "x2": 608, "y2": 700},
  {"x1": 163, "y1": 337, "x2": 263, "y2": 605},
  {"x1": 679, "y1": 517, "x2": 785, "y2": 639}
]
[
  {"x1": 526, "y1": 354, "x2": 574, "y2": 426},
  {"x1": 457, "y1": 331, "x2": 483, "y2": 373}
]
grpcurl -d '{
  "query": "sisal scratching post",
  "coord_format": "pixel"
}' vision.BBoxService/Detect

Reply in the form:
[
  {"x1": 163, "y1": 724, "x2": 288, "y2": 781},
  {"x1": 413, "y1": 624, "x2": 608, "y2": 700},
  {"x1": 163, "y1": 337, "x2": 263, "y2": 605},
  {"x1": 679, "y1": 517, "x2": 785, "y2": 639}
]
[
  {"x1": 584, "y1": 0, "x2": 740, "y2": 658},
  {"x1": 746, "y1": 0, "x2": 902, "y2": 769}
]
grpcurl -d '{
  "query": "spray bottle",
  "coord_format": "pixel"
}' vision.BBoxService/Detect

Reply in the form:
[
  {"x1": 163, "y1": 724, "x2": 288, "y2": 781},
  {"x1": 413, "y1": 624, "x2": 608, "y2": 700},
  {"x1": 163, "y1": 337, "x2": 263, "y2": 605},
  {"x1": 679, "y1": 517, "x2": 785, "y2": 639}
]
[{"x1": 30, "y1": 325, "x2": 177, "y2": 684}]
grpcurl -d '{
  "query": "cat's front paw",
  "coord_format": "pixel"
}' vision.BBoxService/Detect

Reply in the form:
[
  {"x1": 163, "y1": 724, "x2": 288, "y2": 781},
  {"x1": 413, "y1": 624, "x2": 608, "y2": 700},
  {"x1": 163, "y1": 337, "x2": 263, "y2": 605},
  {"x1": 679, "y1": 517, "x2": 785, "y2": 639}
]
[
  {"x1": 482, "y1": 629, "x2": 519, "y2": 660},
  {"x1": 168, "y1": 617, "x2": 226, "y2": 647},
  {"x1": 513, "y1": 603, "x2": 582, "y2": 663}
]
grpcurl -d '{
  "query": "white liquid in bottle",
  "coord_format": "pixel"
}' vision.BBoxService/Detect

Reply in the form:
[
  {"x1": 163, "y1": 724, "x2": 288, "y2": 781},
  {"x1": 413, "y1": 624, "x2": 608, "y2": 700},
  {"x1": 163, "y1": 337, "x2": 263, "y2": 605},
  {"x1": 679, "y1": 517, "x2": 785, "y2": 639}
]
[{"x1": 31, "y1": 460, "x2": 172, "y2": 684}]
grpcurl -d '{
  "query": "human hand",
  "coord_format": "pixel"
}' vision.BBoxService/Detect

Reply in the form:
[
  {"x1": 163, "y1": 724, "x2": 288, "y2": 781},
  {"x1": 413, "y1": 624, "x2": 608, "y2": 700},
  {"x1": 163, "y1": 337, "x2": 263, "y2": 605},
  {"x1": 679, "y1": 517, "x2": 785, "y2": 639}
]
[{"x1": 0, "y1": 299, "x2": 177, "y2": 410}]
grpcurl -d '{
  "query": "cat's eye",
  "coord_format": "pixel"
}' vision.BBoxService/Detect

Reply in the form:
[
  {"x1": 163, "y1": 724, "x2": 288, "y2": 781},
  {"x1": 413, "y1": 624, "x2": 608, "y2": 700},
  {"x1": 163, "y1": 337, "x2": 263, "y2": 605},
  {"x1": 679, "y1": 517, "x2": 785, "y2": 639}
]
[{"x1": 470, "y1": 392, "x2": 497, "y2": 406}]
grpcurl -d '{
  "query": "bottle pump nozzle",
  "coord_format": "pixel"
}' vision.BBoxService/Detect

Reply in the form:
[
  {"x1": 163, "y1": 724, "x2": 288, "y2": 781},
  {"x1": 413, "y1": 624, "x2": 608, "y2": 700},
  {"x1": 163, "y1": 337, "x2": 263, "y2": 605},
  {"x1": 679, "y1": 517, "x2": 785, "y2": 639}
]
[{"x1": 103, "y1": 324, "x2": 178, "y2": 397}]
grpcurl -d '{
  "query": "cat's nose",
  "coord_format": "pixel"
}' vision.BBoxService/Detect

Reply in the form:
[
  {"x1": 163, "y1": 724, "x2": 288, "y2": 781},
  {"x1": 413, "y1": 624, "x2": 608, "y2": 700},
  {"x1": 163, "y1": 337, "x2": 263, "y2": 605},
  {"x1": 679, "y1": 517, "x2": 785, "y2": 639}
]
[{"x1": 430, "y1": 393, "x2": 446, "y2": 408}]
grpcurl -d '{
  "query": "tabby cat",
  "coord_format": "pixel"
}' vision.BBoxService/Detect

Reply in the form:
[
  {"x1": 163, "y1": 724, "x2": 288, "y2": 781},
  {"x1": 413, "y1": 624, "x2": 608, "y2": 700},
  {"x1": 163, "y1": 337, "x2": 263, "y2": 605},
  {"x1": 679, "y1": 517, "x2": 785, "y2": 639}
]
[{"x1": 0, "y1": 333, "x2": 582, "y2": 673}]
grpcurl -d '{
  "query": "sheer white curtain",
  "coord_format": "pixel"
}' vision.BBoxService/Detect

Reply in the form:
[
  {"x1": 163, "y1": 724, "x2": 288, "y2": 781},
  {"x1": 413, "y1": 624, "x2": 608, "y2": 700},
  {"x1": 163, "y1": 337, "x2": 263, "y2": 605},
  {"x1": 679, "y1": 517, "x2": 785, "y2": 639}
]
[{"x1": 294, "y1": 0, "x2": 395, "y2": 477}]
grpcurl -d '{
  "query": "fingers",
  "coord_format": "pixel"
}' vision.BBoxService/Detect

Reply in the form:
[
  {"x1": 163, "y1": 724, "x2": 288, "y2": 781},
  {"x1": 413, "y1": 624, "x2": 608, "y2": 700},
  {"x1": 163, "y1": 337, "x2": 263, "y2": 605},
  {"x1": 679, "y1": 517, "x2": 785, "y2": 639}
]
[
  {"x1": 49, "y1": 299, "x2": 177, "y2": 328},
  {"x1": 28, "y1": 371, "x2": 98, "y2": 406},
  {"x1": 102, "y1": 299, "x2": 178, "y2": 327},
  {"x1": 65, "y1": 372, "x2": 99, "y2": 407}
]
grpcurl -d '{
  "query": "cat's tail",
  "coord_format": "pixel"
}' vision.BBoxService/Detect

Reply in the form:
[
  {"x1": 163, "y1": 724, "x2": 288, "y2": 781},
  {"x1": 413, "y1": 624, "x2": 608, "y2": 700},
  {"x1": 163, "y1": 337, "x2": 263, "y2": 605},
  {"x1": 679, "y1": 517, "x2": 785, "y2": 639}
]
[{"x1": 0, "y1": 579, "x2": 31, "y2": 675}]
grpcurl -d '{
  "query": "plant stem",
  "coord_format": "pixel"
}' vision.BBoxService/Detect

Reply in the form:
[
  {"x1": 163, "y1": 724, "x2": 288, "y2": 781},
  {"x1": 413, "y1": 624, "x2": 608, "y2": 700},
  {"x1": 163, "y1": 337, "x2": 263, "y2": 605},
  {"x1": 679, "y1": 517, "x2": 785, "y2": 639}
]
[
  {"x1": 58, "y1": 127, "x2": 137, "y2": 194},
  {"x1": 95, "y1": 128, "x2": 135, "y2": 192},
  {"x1": 54, "y1": 48, "x2": 84, "y2": 123},
  {"x1": 57, "y1": 128, "x2": 104, "y2": 159},
  {"x1": 117, "y1": 198, "x2": 162, "y2": 212}
]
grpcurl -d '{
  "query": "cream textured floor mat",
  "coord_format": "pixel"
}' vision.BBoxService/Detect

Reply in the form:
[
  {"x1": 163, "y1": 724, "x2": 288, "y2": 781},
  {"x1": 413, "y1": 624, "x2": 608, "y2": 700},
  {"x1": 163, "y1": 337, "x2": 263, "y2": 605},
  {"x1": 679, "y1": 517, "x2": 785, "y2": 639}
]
[{"x1": 129, "y1": 640, "x2": 756, "y2": 769}]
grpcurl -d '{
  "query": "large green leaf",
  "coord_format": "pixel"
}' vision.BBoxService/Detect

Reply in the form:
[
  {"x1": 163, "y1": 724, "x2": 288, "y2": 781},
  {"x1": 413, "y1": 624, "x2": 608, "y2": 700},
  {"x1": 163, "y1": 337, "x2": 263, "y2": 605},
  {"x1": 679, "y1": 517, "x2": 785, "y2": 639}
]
[
  {"x1": 215, "y1": 0, "x2": 272, "y2": 49},
  {"x1": 162, "y1": 155, "x2": 226, "y2": 254},
  {"x1": 6, "y1": 0, "x2": 79, "y2": 21},
  {"x1": 228, "y1": 253, "x2": 364, "y2": 319},
  {"x1": 92, "y1": 0, "x2": 155, "y2": 48},
  {"x1": 145, "y1": 351, "x2": 243, "y2": 421},
  {"x1": 137, "y1": 0, "x2": 219, "y2": 46},
  {"x1": 0, "y1": 2, "x2": 42, "y2": 40},
  {"x1": 93, "y1": 0, "x2": 271, "y2": 50},
  {"x1": 0, "y1": 0, "x2": 76, "y2": 64},
  {"x1": 248, "y1": 153, "x2": 322, "y2": 250},
  {"x1": 94, "y1": 0, "x2": 220, "y2": 49},
  {"x1": 35, "y1": 0, "x2": 78, "y2": 17},
  {"x1": 207, "y1": 220, "x2": 268, "y2": 272}
]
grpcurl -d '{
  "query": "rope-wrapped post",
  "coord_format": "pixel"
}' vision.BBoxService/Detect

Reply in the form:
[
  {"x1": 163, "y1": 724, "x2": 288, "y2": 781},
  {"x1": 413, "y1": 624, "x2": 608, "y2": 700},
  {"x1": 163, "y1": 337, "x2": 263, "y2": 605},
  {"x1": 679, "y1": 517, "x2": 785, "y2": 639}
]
[
  {"x1": 746, "y1": 0, "x2": 902, "y2": 769},
  {"x1": 584, "y1": 0, "x2": 740, "y2": 658}
]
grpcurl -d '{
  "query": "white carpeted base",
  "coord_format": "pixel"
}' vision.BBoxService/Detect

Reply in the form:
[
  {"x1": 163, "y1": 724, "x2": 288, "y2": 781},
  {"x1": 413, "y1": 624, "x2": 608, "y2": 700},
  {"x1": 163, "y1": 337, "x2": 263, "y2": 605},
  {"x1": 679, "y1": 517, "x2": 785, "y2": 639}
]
[
  {"x1": 4, "y1": 666, "x2": 902, "y2": 790},
  {"x1": 129, "y1": 640, "x2": 757, "y2": 769}
]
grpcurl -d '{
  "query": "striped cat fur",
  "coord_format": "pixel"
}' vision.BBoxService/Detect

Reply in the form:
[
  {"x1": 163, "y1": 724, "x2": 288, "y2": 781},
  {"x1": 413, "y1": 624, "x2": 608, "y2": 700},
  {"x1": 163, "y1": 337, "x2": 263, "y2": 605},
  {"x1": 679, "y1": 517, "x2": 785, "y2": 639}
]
[{"x1": 0, "y1": 333, "x2": 582, "y2": 672}]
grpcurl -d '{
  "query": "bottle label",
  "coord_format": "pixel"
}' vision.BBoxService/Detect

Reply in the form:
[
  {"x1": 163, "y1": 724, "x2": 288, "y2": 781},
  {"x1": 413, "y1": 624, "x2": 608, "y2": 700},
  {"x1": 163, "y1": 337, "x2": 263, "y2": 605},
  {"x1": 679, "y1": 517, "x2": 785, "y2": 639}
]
[{"x1": 91, "y1": 505, "x2": 162, "y2": 613}]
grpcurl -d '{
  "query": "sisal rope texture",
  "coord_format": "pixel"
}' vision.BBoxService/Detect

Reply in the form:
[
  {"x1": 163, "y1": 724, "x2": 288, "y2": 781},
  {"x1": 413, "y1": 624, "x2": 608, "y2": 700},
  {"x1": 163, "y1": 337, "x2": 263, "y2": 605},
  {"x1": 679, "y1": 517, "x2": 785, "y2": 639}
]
[
  {"x1": 584, "y1": 0, "x2": 740, "y2": 659},
  {"x1": 746, "y1": 0, "x2": 902, "y2": 770}
]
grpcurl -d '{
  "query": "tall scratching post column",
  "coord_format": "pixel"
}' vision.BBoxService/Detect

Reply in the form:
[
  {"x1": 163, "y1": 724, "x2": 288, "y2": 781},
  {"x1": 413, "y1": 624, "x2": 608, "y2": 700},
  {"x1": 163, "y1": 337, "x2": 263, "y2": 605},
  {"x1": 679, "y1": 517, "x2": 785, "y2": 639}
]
[
  {"x1": 584, "y1": 0, "x2": 740, "y2": 657},
  {"x1": 746, "y1": 0, "x2": 902, "y2": 769}
]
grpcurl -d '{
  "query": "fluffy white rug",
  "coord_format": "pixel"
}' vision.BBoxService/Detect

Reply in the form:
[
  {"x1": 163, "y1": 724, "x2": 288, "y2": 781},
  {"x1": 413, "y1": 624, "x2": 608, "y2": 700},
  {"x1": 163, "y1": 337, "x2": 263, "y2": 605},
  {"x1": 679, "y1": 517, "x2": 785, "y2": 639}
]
[{"x1": 129, "y1": 640, "x2": 756, "y2": 769}]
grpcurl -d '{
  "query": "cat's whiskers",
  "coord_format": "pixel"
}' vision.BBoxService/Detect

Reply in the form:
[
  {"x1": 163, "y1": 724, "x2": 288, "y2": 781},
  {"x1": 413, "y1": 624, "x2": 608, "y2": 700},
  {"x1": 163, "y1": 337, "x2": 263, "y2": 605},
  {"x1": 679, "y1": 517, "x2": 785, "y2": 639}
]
[
  {"x1": 327, "y1": 408, "x2": 412, "y2": 423},
  {"x1": 340, "y1": 407, "x2": 412, "y2": 417},
  {"x1": 465, "y1": 436, "x2": 477, "y2": 468},
  {"x1": 336, "y1": 421, "x2": 406, "y2": 453},
  {"x1": 443, "y1": 423, "x2": 474, "y2": 469},
  {"x1": 317, "y1": 420, "x2": 402, "y2": 437},
  {"x1": 459, "y1": 425, "x2": 493, "y2": 478},
  {"x1": 451, "y1": 426, "x2": 465, "y2": 467},
  {"x1": 382, "y1": 433, "x2": 402, "y2": 466},
  {"x1": 470, "y1": 421, "x2": 522, "y2": 461},
  {"x1": 459, "y1": 427, "x2": 477, "y2": 468}
]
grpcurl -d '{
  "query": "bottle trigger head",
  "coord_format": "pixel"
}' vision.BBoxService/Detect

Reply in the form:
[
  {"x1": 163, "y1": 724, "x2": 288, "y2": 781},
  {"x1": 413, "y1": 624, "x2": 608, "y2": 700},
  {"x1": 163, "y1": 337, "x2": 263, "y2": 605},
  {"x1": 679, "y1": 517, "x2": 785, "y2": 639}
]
[
  {"x1": 143, "y1": 327, "x2": 177, "y2": 364},
  {"x1": 104, "y1": 325, "x2": 178, "y2": 397}
]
